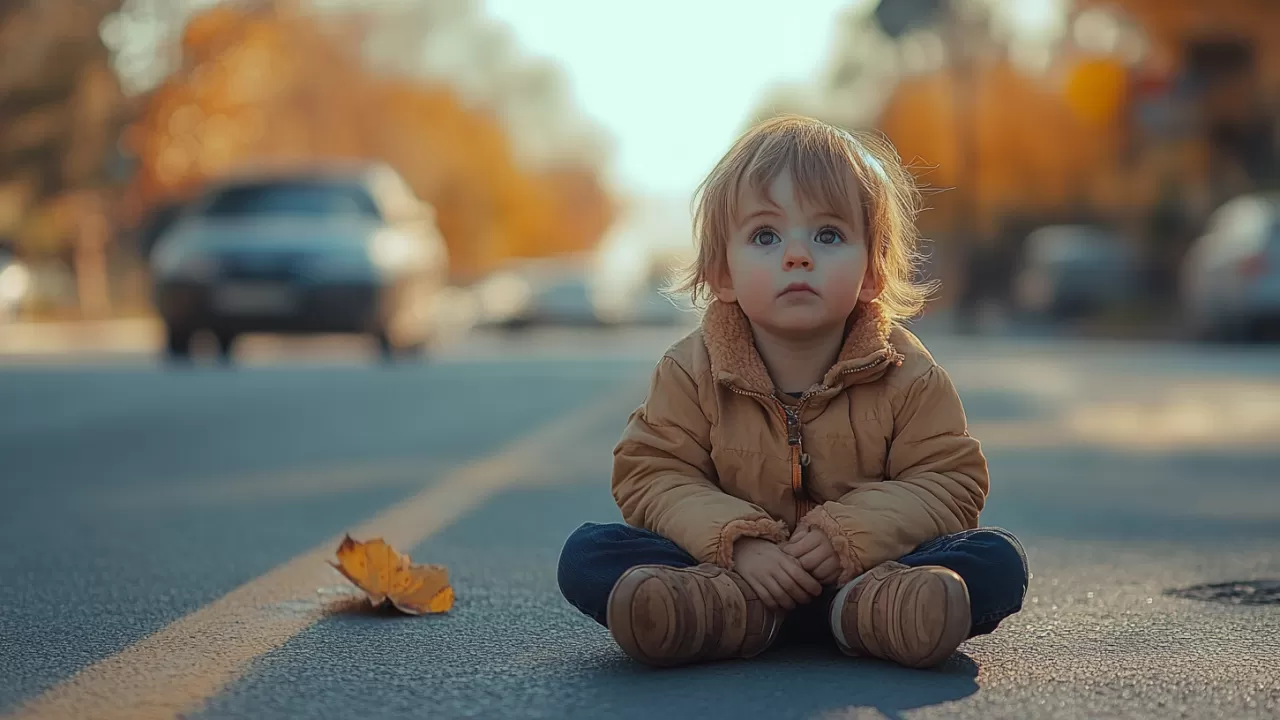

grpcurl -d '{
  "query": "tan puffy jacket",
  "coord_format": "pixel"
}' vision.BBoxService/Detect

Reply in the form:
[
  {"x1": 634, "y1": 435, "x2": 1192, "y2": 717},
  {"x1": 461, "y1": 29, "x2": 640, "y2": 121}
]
[{"x1": 612, "y1": 300, "x2": 989, "y2": 585}]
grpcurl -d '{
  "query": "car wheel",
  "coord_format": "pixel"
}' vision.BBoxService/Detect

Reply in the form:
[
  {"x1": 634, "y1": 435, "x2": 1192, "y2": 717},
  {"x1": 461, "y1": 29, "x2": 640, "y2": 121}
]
[
  {"x1": 165, "y1": 327, "x2": 193, "y2": 361},
  {"x1": 374, "y1": 330, "x2": 393, "y2": 360},
  {"x1": 375, "y1": 331, "x2": 427, "y2": 364},
  {"x1": 398, "y1": 340, "x2": 428, "y2": 361},
  {"x1": 1187, "y1": 315, "x2": 1223, "y2": 344},
  {"x1": 214, "y1": 332, "x2": 237, "y2": 363},
  {"x1": 498, "y1": 316, "x2": 532, "y2": 332},
  {"x1": 1201, "y1": 315, "x2": 1248, "y2": 344}
]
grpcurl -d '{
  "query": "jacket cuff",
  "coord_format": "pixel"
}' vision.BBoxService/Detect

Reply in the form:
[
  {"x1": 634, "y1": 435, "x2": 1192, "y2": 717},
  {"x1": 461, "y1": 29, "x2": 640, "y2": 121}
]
[
  {"x1": 714, "y1": 517, "x2": 790, "y2": 569},
  {"x1": 799, "y1": 505, "x2": 863, "y2": 585}
]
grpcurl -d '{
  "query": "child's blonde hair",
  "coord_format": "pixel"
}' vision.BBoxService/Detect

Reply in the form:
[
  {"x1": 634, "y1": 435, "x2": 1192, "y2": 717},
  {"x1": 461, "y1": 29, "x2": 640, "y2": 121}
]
[{"x1": 673, "y1": 114, "x2": 933, "y2": 322}]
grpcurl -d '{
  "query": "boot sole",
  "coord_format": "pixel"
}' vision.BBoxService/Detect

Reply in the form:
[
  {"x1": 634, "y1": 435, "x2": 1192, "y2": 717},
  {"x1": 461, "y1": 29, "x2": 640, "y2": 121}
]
[
  {"x1": 606, "y1": 565, "x2": 782, "y2": 668},
  {"x1": 607, "y1": 565, "x2": 689, "y2": 667},
  {"x1": 830, "y1": 565, "x2": 971, "y2": 669}
]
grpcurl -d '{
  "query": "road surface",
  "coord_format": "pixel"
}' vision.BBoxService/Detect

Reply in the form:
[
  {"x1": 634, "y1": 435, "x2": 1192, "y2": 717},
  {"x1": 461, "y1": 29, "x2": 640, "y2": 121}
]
[{"x1": 2, "y1": 323, "x2": 1278, "y2": 719}]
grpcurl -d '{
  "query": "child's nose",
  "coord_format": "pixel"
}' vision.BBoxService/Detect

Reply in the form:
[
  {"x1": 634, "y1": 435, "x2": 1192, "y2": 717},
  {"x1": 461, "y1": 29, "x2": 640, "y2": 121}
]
[{"x1": 782, "y1": 241, "x2": 813, "y2": 270}]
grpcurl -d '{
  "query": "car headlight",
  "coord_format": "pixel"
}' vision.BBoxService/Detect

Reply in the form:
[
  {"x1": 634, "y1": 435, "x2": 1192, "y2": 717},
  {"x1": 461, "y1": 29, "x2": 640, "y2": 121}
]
[
  {"x1": 152, "y1": 241, "x2": 220, "y2": 281},
  {"x1": 0, "y1": 263, "x2": 30, "y2": 301},
  {"x1": 368, "y1": 230, "x2": 419, "y2": 272}
]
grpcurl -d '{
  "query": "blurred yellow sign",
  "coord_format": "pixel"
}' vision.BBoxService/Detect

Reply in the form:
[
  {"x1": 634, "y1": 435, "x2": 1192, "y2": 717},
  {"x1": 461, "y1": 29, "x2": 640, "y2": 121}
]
[{"x1": 1065, "y1": 58, "x2": 1128, "y2": 128}]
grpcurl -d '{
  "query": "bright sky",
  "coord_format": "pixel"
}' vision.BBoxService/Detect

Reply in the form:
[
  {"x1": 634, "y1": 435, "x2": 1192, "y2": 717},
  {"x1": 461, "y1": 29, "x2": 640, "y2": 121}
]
[
  {"x1": 484, "y1": 0, "x2": 861, "y2": 200},
  {"x1": 107, "y1": 0, "x2": 1066, "y2": 206}
]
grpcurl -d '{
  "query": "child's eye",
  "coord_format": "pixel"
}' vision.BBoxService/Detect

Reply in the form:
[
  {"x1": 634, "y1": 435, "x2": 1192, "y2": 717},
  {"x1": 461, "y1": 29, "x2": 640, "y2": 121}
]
[
  {"x1": 815, "y1": 228, "x2": 844, "y2": 245},
  {"x1": 751, "y1": 229, "x2": 781, "y2": 246}
]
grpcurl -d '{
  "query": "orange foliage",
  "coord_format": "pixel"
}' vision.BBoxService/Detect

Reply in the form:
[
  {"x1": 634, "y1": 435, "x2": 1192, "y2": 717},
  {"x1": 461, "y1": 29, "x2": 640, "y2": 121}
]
[
  {"x1": 330, "y1": 535, "x2": 454, "y2": 615},
  {"x1": 125, "y1": 2, "x2": 613, "y2": 280},
  {"x1": 877, "y1": 60, "x2": 1128, "y2": 238}
]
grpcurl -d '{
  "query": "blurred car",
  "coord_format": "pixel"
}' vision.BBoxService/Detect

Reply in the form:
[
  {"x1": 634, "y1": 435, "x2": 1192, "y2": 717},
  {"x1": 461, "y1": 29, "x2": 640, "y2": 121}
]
[
  {"x1": 134, "y1": 197, "x2": 195, "y2": 261},
  {"x1": 588, "y1": 213, "x2": 697, "y2": 327},
  {"x1": 473, "y1": 243, "x2": 695, "y2": 330},
  {"x1": 1180, "y1": 193, "x2": 1280, "y2": 341},
  {"x1": 474, "y1": 256, "x2": 602, "y2": 329},
  {"x1": 0, "y1": 250, "x2": 32, "y2": 321},
  {"x1": 150, "y1": 163, "x2": 449, "y2": 361},
  {"x1": 590, "y1": 246, "x2": 694, "y2": 326},
  {"x1": 1012, "y1": 224, "x2": 1141, "y2": 322}
]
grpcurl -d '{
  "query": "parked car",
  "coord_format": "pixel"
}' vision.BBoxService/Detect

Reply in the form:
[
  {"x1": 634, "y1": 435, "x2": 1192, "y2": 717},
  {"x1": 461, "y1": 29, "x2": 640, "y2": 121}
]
[
  {"x1": 149, "y1": 163, "x2": 449, "y2": 361},
  {"x1": 1012, "y1": 224, "x2": 1141, "y2": 322},
  {"x1": 590, "y1": 246, "x2": 694, "y2": 326},
  {"x1": 1180, "y1": 193, "x2": 1280, "y2": 341},
  {"x1": 474, "y1": 256, "x2": 602, "y2": 329},
  {"x1": 134, "y1": 197, "x2": 195, "y2": 261},
  {"x1": 589, "y1": 213, "x2": 696, "y2": 327}
]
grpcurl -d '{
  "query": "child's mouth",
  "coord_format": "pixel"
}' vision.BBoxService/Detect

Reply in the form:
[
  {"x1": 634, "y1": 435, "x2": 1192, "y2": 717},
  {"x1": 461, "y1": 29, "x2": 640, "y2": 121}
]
[{"x1": 778, "y1": 283, "x2": 818, "y2": 297}]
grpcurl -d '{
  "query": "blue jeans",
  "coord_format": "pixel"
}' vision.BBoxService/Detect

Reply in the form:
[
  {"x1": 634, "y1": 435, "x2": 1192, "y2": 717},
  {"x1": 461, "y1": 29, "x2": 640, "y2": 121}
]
[{"x1": 557, "y1": 522, "x2": 1028, "y2": 642}]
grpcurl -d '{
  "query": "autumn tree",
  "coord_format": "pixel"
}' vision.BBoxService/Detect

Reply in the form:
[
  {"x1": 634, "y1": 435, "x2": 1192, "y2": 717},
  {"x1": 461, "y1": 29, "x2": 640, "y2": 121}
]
[
  {"x1": 120, "y1": 0, "x2": 615, "y2": 282},
  {"x1": 0, "y1": 0, "x2": 129, "y2": 255}
]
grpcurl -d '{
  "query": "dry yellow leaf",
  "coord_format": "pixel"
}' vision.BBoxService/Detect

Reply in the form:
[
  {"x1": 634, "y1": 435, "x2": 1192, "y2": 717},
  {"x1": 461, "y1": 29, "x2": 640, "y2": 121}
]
[{"x1": 330, "y1": 535, "x2": 454, "y2": 615}]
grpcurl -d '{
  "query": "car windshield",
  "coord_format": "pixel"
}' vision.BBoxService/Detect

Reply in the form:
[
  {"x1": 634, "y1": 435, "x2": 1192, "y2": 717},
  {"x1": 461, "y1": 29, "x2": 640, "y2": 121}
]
[{"x1": 200, "y1": 181, "x2": 380, "y2": 220}]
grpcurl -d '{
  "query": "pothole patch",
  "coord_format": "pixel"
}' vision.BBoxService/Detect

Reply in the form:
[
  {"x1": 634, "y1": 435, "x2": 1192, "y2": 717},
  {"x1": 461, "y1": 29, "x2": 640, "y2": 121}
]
[{"x1": 1165, "y1": 580, "x2": 1280, "y2": 606}]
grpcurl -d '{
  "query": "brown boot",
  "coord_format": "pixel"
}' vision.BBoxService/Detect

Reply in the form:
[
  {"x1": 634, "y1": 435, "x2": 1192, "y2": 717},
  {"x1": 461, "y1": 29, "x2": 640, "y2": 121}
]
[
  {"x1": 829, "y1": 561, "x2": 971, "y2": 669},
  {"x1": 606, "y1": 563, "x2": 783, "y2": 667}
]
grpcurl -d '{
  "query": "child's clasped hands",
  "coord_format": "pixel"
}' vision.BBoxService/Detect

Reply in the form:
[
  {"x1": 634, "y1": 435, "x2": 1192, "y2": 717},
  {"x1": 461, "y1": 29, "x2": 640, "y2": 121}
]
[{"x1": 733, "y1": 524, "x2": 843, "y2": 610}]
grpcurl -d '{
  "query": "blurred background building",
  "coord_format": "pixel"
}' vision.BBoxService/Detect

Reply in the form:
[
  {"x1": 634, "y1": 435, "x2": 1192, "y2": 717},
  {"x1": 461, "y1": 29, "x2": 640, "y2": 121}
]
[{"x1": 1, "y1": 0, "x2": 1278, "y2": 344}]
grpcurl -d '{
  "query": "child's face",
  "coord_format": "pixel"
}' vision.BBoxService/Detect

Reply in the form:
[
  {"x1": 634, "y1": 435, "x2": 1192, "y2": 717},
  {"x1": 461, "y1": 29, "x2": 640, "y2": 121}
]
[{"x1": 714, "y1": 168, "x2": 879, "y2": 336}]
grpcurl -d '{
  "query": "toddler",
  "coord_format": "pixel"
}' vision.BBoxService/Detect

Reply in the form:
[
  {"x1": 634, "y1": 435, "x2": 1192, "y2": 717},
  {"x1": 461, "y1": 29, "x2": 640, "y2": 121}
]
[{"x1": 557, "y1": 115, "x2": 1028, "y2": 669}]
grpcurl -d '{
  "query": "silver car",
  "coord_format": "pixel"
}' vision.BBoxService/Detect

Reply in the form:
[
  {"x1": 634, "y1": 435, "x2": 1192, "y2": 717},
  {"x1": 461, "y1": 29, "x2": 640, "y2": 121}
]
[
  {"x1": 1181, "y1": 193, "x2": 1280, "y2": 342},
  {"x1": 150, "y1": 163, "x2": 449, "y2": 361},
  {"x1": 1012, "y1": 224, "x2": 1141, "y2": 322},
  {"x1": 475, "y1": 256, "x2": 602, "y2": 329}
]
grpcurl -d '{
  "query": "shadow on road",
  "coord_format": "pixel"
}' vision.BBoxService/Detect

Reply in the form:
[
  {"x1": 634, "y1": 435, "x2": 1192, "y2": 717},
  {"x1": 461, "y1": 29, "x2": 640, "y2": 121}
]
[{"x1": 583, "y1": 644, "x2": 980, "y2": 720}]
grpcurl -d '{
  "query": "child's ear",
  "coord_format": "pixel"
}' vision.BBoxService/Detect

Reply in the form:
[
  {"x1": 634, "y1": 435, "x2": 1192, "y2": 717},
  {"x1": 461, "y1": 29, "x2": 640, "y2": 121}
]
[
  {"x1": 710, "y1": 265, "x2": 737, "y2": 304},
  {"x1": 858, "y1": 265, "x2": 883, "y2": 304}
]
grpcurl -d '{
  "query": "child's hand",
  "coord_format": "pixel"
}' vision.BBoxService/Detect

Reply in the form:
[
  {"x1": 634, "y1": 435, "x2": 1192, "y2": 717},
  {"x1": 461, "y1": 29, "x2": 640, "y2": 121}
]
[
  {"x1": 781, "y1": 525, "x2": 843, "y2": 586},
  {"x1": 732, "y1": 537, "x2": 823, "y2": 611}
]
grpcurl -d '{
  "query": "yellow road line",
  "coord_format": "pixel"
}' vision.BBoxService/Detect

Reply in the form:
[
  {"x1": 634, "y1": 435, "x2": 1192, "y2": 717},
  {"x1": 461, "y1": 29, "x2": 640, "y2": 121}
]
[{"x1": 7, "y1": 387, "x2": 635, "y2": 720}]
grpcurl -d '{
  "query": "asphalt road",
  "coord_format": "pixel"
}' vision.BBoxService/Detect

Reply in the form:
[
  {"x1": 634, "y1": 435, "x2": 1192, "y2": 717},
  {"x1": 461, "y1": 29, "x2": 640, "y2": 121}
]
[{"x1": 2, "y1": 324, "x2": 1278, "y2": 719}]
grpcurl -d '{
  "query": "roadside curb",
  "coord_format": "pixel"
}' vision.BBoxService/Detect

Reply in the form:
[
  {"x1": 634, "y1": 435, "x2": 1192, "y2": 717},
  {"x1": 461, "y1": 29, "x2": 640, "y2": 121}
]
[
  {"x1": 0, "y1": 318, "x2": 162, "y2": 355},
  {"x1": 0, "y1": 288, "x2": 481, "y2": 357}
]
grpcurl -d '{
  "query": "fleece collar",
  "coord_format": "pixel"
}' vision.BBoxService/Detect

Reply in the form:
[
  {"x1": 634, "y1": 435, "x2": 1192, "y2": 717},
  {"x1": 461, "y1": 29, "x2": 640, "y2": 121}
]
[{"x1": 700, "y1": 299, "x2": 900, "y2": 397}]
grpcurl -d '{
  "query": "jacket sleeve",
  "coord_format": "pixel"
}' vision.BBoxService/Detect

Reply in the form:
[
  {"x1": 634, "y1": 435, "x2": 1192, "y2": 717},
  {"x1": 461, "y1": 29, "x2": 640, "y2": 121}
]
[
  {"x1": 612, "y1": 356, "x2": 790, "y2": 567},
  {"x1": 800, "y1": 364, "x2": 989, "y2": 584}
]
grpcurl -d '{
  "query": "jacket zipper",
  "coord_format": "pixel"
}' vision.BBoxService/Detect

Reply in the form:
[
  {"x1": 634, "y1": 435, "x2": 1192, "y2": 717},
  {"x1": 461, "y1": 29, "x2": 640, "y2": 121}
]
[
  {"x1": 782, "y1": 403, "x2": 812, "y2": 525},
  {"x1": 724, "y1": 350, "x2": 896, "y2": 527}
]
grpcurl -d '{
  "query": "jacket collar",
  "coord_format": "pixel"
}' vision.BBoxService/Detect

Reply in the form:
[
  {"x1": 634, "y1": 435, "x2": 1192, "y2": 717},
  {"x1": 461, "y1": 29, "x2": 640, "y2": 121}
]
[{"x1": 700, "y1": 299, "x2": 901, "y2": 397}]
